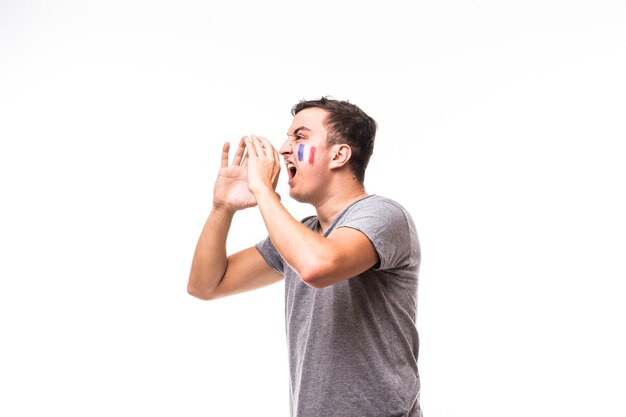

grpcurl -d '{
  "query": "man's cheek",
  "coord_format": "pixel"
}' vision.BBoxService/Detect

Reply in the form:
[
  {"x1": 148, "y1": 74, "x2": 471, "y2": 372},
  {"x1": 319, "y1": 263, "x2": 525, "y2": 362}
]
[{"x1": 297, "y1": 144, "x2": 316, "y2": 165}]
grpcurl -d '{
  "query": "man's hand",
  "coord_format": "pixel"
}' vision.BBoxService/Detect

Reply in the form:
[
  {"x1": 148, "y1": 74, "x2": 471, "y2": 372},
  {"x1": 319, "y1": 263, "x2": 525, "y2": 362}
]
[
  {"x1": 212, "y1": 137, "x2": 257, "y2": 212},
  {"x1": 245, "y1": 135, "x2": 281, "y2": 196}
]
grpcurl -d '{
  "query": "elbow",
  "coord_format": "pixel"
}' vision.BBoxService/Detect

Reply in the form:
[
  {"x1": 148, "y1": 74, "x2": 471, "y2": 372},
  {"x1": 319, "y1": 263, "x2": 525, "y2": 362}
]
[
  {"x1": 298, "y1": 261, "x2": 334, "y2": 289},
  {"x1": 187, "y1": 283, "x2": 211, "y2": 300},
  {"x1": 300, "y1": 274, "x2": 326, "y2": 289},
  {"x1": 187, "y1": 275, "x2": 216, "y2": 301}
]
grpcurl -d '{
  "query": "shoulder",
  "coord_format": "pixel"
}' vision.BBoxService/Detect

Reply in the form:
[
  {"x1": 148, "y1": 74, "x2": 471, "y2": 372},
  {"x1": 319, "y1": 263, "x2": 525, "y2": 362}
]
[
  {"x1": 336, "y1": 195, "x2": 419, "y2": 271},
  {"x1": 368, "y1": 195, "x2": 410, "y2": 211},
  {"x1": 344, "y1": 195, "x2": 414, "y2": 225},
  {"x1": 335, "y1": 194, "x2": 417, "y2": 240}
]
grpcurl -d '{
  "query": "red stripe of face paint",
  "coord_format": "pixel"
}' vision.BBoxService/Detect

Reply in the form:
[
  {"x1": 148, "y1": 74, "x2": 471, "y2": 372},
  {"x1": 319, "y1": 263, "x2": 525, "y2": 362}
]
[{"x1": 308, "y1": 147, "x2": 316, "y2": 164}]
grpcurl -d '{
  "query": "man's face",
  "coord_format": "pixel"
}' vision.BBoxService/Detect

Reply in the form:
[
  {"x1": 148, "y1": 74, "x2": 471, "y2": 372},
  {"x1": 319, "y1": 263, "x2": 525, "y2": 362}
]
[{"x1": 280, "y1": 107, "x2": 332, "y2": 203}]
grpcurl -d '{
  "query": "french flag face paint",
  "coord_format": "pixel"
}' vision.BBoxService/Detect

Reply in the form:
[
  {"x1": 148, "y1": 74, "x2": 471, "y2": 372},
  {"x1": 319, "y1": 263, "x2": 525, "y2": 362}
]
[{"x1": 297, "y1": 143, "x2": 316, "y2": 165}]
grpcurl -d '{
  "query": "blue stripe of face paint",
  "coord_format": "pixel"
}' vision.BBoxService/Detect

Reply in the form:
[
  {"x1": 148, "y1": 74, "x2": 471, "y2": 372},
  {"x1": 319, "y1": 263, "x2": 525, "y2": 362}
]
[{"x1": 297, "y1": 143, "x2": 305, "y2": 161}]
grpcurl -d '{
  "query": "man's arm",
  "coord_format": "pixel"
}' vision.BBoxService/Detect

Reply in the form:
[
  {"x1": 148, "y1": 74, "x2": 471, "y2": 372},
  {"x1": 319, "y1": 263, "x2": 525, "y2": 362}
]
[
  {"x1": 254, "y1": 189, "x2": 377, "y2": 288},
  {"x1": 187, "y1": 207, "x2": 282, "y2": 300},
  {"x1": 187, "y1": 138, "x2": 282, "y2": 300},
  {"x1": 245, "y1": 136, "x2": 378, "y2": 288}
]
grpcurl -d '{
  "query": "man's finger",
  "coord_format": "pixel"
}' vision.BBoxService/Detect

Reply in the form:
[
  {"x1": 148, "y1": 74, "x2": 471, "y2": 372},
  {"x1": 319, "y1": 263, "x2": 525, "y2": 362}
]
[
  {"x1": 232, "y1": 136, "x2": 247, "y2": 166},
  {"x1": 272, "y1": 167, "x2": 280, "y2": 189},
  {"x1": 247, "y1": 135, "x2": 261, "y2": 157},
  {"x1": 273, "y1": 144, "x2": 281, "y2": 163},
  {"x1": 221, "y1": 142, "x2": 230, "y2": 168},
  {"x1": 256, "y1": 135, "x2": 276, "y2": 158},
  {"x1": 254, "y1": 135, "x2": 266, "y2": 156}
]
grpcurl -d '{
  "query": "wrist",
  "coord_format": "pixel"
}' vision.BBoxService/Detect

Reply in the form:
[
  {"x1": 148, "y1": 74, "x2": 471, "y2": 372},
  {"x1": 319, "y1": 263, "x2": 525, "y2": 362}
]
[
  {"x1": 211, "y1": 203, "x2": 236, "y2": 217},
  {"x1": 252, "y1": 186, "x2": 279, "y2": 202},
  {"x1": 249, "y1": 181, "x2": 275, "y2": 198}
]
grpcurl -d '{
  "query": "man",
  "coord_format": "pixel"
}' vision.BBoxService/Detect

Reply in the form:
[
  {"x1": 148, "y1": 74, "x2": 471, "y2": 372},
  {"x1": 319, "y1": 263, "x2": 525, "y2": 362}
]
[{"x1": 188, "y1": 98, "x2": 422, "y2": 417}]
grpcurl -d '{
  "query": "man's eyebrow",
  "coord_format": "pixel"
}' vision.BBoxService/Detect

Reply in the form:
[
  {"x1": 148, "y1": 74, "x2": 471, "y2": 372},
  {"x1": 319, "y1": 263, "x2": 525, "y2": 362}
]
[{"x1": 287, "y1": 126, "x2": 312, "y2": 137}]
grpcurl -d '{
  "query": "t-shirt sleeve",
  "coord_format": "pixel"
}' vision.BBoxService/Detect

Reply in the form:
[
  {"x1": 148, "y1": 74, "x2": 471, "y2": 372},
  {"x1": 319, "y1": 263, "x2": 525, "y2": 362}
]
[
  {"x1": 255, "y1": 215, "x2": 319, "y2": 274},
  {"x1": 336, "y1": 198, "x2": 417, "y2": 271},
  {"x1": 255, "y1": 236, "x2": 285, "y2": 274}
]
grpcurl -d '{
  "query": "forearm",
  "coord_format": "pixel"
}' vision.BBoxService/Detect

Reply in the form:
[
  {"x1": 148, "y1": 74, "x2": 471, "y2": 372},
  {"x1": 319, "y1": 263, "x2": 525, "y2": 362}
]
[
  {"x1": 188, "y1": 206, "x2": 235, "y2": 298},
  {"x1": 254, "y1": 189, "x2": 331, "y2": 282}
]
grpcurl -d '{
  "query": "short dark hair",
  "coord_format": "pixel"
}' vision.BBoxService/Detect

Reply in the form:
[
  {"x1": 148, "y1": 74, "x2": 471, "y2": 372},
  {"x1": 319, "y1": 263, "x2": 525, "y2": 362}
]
[{"x1": 291, "y1": 97, "x2": 377, "y2": 183}]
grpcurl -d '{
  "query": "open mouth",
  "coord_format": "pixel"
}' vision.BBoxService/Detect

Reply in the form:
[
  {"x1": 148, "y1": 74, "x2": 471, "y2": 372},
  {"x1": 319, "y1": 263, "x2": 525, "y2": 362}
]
[{"x1": 286, "y1": 161, "x2": 297, "y2": 180}]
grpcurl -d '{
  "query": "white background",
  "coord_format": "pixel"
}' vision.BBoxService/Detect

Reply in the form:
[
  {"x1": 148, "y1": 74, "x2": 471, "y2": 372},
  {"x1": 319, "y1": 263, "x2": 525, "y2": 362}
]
[{"x1": 1, "y1": 1, "x2": 625, "y2": 416}]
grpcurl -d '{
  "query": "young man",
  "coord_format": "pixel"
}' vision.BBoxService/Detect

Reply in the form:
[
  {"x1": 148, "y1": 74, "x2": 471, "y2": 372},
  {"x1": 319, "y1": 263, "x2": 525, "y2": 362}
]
[{"x1": 188, "y1": 98, "x2": 422, "y2": 417}]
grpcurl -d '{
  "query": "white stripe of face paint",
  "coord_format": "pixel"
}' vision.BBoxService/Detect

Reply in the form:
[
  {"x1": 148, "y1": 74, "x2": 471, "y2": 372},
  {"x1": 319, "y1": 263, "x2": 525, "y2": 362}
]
[{"x1": 297, "y1": 144, "x2": 316, "y2": 164}]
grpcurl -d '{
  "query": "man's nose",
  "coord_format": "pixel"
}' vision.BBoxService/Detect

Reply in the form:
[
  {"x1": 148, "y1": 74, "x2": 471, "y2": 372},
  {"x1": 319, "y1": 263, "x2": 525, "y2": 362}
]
[{"x1": 279, "y1": 139, "x2": 292, "y2": 156}]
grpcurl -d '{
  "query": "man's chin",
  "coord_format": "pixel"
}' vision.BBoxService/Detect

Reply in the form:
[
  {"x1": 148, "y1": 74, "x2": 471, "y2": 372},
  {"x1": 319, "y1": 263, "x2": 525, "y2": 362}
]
[{"x1": 288, "y1": 189, "x2": 307, "y2": 204}]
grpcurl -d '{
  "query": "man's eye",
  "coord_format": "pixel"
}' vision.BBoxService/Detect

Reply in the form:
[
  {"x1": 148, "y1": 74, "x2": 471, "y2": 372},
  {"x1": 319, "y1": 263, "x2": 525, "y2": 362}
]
[{"x1": 295, "y1": 135, "x2": 304, "y2": 141}]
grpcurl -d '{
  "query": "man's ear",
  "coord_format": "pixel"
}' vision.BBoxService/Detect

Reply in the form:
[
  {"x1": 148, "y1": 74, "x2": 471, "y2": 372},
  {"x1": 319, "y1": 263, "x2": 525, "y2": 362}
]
[{"x1": 329, "y1": 144, "x2": 352, "y2": 170}]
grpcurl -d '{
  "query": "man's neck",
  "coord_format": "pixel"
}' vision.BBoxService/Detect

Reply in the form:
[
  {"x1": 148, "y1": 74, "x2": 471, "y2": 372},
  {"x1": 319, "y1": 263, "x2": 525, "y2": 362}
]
[{"x1": 314, "y1": 183, "x2": 368, "y2": 234}]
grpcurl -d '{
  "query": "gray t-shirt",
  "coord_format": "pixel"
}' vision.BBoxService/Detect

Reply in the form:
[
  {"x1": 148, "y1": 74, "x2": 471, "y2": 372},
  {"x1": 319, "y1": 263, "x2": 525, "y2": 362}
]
[{"x1": 256, "y1": 195, "x2": 421, "y2": 417}]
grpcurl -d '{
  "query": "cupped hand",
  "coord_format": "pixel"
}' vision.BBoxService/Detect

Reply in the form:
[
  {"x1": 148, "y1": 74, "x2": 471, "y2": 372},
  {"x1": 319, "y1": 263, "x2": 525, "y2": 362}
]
[{"x1": 245, "y1": 135, "x2": 281, "y2": 195}]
